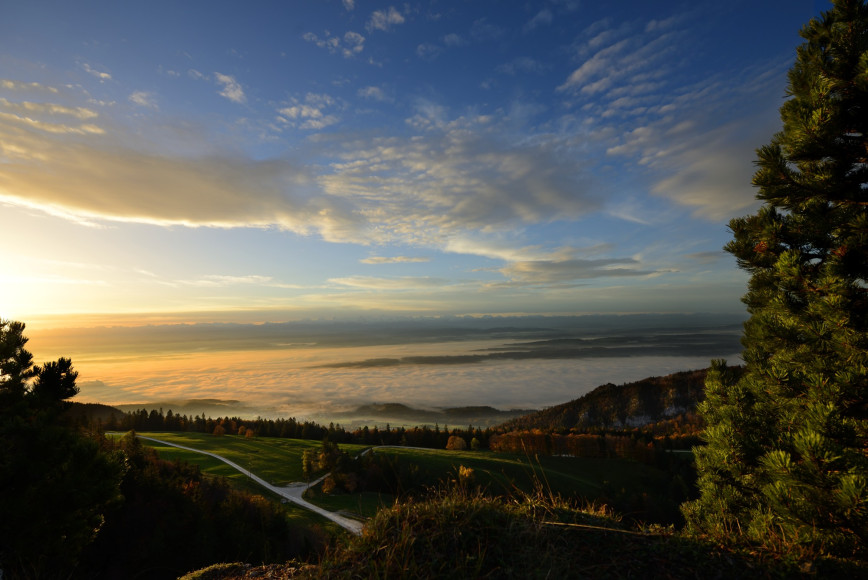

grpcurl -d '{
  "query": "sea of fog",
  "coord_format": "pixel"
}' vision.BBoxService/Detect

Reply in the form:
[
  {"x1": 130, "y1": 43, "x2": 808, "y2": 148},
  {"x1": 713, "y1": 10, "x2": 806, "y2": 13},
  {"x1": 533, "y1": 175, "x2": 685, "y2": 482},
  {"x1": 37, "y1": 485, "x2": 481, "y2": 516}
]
[{"x1": 28, "y1": 314, "x2": 745, "y2": 424}]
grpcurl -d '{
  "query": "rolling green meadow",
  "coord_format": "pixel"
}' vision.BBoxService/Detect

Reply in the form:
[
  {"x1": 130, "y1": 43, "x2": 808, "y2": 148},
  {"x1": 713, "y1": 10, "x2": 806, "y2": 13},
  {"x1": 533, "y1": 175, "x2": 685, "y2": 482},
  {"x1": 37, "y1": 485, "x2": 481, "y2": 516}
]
[{"x1": 129, "y1": 432, "x2": 689, "y2": 524}]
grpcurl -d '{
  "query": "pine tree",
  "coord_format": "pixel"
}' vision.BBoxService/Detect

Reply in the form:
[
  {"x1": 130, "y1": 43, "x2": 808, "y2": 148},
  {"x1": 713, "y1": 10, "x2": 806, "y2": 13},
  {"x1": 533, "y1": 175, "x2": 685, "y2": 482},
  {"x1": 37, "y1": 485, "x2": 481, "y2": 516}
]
[
  {"x1": 683, "y1": 0, "x2": 868, "y2": 556},
  {"x1": 0, "y1": 320, "x2": 125, "y2": 576}
]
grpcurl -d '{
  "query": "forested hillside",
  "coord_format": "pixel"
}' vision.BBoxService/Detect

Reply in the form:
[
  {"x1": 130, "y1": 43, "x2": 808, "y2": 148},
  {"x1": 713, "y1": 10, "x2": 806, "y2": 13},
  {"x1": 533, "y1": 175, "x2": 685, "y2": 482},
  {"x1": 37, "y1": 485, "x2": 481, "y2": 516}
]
[{"x1": 501, "y1": 368, "x2": 742, "y2": 433}]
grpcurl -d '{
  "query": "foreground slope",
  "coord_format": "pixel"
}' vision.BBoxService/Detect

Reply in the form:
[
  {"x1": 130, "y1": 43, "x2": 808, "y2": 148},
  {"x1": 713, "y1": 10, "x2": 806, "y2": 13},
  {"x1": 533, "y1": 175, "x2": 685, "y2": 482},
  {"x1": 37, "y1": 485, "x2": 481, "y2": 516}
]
[{"x1": 183, "y1": 492, "x2": 863, "y2": 579}]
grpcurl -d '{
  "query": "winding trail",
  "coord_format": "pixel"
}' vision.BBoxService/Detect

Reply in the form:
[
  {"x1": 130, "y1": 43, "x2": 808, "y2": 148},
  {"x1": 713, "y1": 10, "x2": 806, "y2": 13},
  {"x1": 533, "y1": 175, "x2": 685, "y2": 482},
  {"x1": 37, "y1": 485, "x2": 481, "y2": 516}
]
[{"x1": 136, "y1": 435, "x2": 364, "y2": 534}]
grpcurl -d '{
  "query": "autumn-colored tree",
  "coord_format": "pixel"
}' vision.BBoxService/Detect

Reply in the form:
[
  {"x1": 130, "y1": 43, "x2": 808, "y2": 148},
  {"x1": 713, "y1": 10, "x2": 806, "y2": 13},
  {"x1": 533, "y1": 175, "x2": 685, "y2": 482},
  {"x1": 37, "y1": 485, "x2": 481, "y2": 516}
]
[{"x1": 446, "y1": 435, "x2": 467, "y2": 450}]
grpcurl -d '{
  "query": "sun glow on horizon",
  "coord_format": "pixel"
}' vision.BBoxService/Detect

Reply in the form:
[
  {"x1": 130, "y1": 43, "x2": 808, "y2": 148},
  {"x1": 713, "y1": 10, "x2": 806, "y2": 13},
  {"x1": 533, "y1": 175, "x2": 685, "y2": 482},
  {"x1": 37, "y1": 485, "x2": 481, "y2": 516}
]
[{"x1": 1, "y1": 1, "x2": 812, "y2": 326}]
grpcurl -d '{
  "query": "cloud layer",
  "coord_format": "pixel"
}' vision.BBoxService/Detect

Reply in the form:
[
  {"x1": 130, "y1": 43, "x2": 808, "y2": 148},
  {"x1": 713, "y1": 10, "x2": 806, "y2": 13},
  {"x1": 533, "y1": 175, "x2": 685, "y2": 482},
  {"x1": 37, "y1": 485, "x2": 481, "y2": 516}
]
[{"x1": 0, "y1": 0, "x2": 803, "y2": 321}]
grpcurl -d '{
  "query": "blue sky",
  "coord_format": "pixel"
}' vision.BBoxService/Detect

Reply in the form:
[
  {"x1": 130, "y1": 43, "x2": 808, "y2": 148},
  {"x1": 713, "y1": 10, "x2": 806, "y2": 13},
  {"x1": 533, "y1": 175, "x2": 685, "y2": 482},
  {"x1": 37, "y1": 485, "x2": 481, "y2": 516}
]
[{"x1": 0, "y1": 0, "x2": 821, "y2": 326}]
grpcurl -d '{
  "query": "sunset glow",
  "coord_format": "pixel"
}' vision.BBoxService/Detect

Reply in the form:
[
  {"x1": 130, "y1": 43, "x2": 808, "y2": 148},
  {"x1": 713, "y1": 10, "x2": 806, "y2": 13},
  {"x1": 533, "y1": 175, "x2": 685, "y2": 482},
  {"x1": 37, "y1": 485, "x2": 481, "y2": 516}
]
[
  {"x1": 1, "y1": 2, "x2": 818, "y2": 417},
  {"x1": 1, "y1": 1, "x2": 816, "y2": 328}
]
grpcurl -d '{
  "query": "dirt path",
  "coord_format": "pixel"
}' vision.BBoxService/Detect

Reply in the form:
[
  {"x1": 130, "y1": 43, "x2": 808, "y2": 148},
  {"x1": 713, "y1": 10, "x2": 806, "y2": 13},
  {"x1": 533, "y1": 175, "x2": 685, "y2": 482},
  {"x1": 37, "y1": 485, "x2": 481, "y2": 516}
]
[{"x1": 136, "y1": 435, "x2": 364, "y2": 534}]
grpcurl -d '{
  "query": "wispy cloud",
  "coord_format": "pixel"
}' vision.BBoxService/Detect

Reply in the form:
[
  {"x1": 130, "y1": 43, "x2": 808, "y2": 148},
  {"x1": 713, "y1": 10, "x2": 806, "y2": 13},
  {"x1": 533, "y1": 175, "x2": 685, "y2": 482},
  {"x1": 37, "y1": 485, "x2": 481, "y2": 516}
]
[
  {"x1": 0, "y1": 79, "x2": 59, "y2": 93},
  {"x1": 0, "y1": 97, "x2": 98, "y2": 119},
  {"x1": 330, "y1": 276, "x2": 449, "y2": 290},
  {"x1": 188, "y1": 274, "x2": 273, "y2": 287},
  {"x1": 214, "y1": 73, "x2": 245, "y2": 103},
  {"x1": 129, "y1": 91, "x2": 157, "y2": 108},
  {"x1": 442, "y1": 33, "x2": 466, "y2": 47},
  {"x1": 0, "y1": 110, "x2": 103, "y2": 135},
  {"x1": 500, "y1": 257, "x2": 654, "y2": 284},
  {"x1": 686, "y1": 251, "x2": 726, "y2": 264},
  {"x1": 81, "y1": 62, "x2": 112, "y2": 81},
  {"x1": 416, "y1": 43, "x2": 443, "y2": 61},
  {"x1": 555, "y1": 14, "x2": 786, "y2": 221},
  {"x1": 524, "y1": 9, "x2": 553, "y2": 33},
  {"x1": 416, "y1": 32, "x2": 468, "y2": 61},
  {"x1": 361, "y1": 256, "x2": 430, "y2": 264},
  {"x1": 366, "y1": 7, "x2": 405, "y2": 32},
  {"x1": 470, "y1": 18, "x2": 505, "y2": 42},
  {"x1": 357, "y1": 86, "x2": 391, "y2": 102},
  {"x1": 496, "y1": 57, "x2": 548, "y2": 75}
]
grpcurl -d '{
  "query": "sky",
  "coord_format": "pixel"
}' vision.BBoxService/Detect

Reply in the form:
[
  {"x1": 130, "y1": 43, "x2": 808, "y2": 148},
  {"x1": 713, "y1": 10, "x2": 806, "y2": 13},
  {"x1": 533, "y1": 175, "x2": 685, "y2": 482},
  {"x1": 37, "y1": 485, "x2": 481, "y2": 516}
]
[{"x1": 0, "y1": 0, "x2": 824, "y2": 329}]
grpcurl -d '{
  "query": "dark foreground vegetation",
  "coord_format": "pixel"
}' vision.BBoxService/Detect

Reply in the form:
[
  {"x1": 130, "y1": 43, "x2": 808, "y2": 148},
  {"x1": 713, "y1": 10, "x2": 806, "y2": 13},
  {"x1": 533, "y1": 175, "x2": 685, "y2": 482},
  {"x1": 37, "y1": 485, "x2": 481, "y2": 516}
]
[
  {"x1": 79, "y1": 432, "x2": 326, "y2": 578},
  {"x1": 185, "y1": 491, "x2": 863, "y2": 580},
  {"x1": 0, "y1": 320, "x2": 327, "y2": 579}
]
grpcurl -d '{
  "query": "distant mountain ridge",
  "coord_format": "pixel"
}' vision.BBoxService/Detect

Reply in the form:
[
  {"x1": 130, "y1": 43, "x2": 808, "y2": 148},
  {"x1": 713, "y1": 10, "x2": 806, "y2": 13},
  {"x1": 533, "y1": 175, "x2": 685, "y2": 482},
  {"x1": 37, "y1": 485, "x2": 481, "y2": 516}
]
[
  {"x1": 330, "y1": 402, "x2": 536, "y2": 427},
  {"x1": 106, "y1": 399, "x2": 536, "y2": 427},
  {"x1": 500, "y1": 367, "x2": 743, "y2": 432}
]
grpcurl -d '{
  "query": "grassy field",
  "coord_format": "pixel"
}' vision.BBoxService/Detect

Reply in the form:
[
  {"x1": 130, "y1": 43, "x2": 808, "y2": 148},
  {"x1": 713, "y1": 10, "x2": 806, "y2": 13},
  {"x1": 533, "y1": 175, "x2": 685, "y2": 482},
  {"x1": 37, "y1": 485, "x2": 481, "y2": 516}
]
[
  {"x1": 122, "y1": 431, "x2": 368, "y2": 485},
  {"x1": 123, "y1": 432, "x2": 686, "y2": 525},
  {"x1": 369, "y1": 446, "x2": 657, "y2": 497},
  {"x1": 114, "y1": 431, "x2": 371, "y2": 533}
]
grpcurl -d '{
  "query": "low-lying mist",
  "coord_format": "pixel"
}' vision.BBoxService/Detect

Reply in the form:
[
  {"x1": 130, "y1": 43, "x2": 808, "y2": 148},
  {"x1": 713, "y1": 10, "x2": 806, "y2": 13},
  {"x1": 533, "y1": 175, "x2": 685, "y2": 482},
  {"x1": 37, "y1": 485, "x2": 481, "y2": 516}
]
[{"x1": 28, "y1": 313, "x2": 745, "y2": 425}]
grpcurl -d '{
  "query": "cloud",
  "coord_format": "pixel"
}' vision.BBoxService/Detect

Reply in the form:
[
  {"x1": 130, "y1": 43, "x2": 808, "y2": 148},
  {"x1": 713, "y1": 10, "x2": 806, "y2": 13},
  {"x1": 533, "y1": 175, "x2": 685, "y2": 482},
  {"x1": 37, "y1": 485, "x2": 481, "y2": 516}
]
[
  {"x1": 0, "y1": 84, "x2": 608, "y2": 265},
  {"x1": 181, "y1": 274, "x2": 274, "y2": 287},
  {"x1": 0, "y1": 97, "x2": 98, "y2": 120},
  {"x1": 556, "y1": 16, "x2": 687, "y2": 97},
  {"x1": 444, "y1": 237, "x2": 551, "y2": 263},
  {"x1": 686, "y1": 251, "x2": 726, "y2": 264},
  {"x1": 500, "y1": 256, "x2": 655, "y2": 284},
  {"x1": 470, "y1": 18, "x2": 505, "y2": 42},
  {"x1": 343, "y1": 32, "x2": 366, "y2": 56},
  {"x1": 496, "y1": 57, "x2": 548, "y2": 76},
  {"x1": 357, "y1": 86, "x2": 391, "y2": 102},
  {"x1": 129, "y1": 91, "x2": 157, "y2": 108},
  {"x1": 361, "y1": 256, "x2": 430, "y2": 264},
  {"x1": 214, "y1": 73, "x2": 246, "y2": 103},
  {"x1": 0, "y1": 109, "x2": 103, "y2": 136},
  {"x1": 416, "y1": 43, "x2": 443, "y2": 60},
  {"x1": 317, "y1": 114, "x2": 599, "y2": 246},
  {"x1": 602, "y1": 63, "x2": 786, "y2": 220},
  {"x1": 442, "y1": 33, "x2": 466, "y2": 47},
  {"x1": 303, "y1": 31, "x2": 365, "y2": 58},
  {"x1": 330, "y1": 276, "x2": 449, "y2": 290},
  {"x1": 436, "y1": 241, "x2": 654, "y2": 285},
  {"x1": 558, "y1": 38, "x2": 633, "y2": 92},
  {"x1": 0, "y1": 79, "x2": 59, "y2": 93},
  {"x1": 417, "y1": 33, "x2": 467, "y2": 60},
  {"x1": 342, "y1": 0, "x2": 354, "y2": 10},
  {"x1": 553, "y1": 15, "x2": 787, "y2": 221},
  {"x1": 276, "y1": 92, "x2": 341, "y2": 130},
  {"x1": 81, "y1": 63, "x2": 112, "y2": 81},
  {"x1": 0, "y1": 100, "x2": 364, "y2": 242},
  {"x1": 524, "y1": 9, "x2": 553, "y2": 32},
  {"x1": 367, "y1": 7, "x2": 405, "y2": 32}
]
